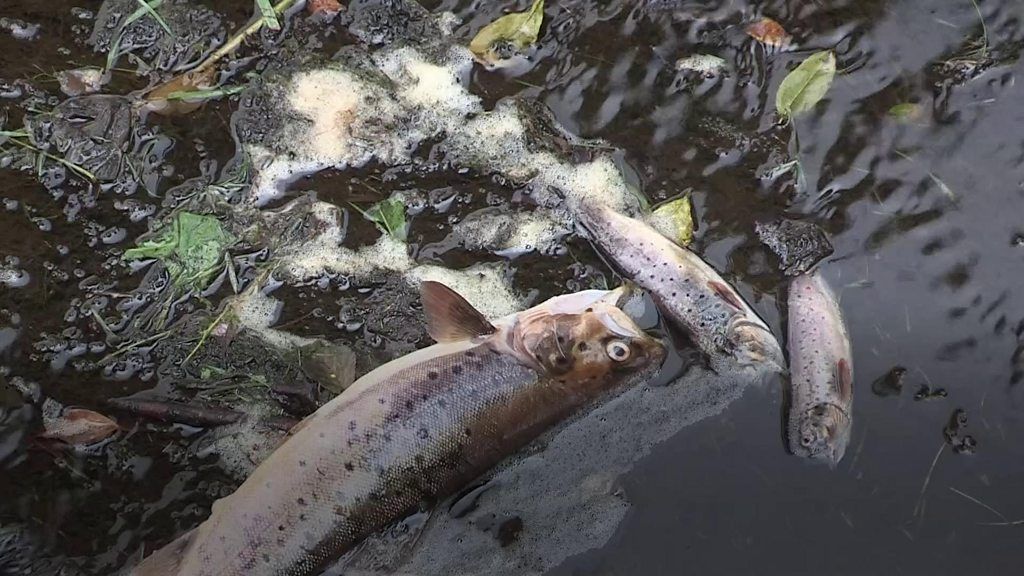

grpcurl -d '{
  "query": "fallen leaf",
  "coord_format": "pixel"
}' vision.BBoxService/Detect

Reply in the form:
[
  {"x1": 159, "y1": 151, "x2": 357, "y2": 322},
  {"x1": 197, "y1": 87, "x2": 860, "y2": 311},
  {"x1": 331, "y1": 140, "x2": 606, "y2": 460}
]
[
  {"x1": 256, "y1": 0, "x2": 282, "y2": 31},
  {"x1": 42, "y1": 408, "x2": 119, "y2": 446},
  {"x1": 776, "y1": 50, "x2": 836, "y2": 120},
  {"x1": 298, "y1": 340, "x2": 357, "y2": 395},
  {"x1": 144, "y1": 68, "x2": 217, "y2": 115},
  {"x1": 124, "y1": 211, "x2": 235, "y2": 291},
  {"x1": 469, "y1": 0, "x2": 545, "y2": 66},
  {"x1": 308, "y1": 0, "x2": 344, "y2": 16},
  {"x1": 675, "y1": 54, "x2": 727, "y2": 77},
  {"x1": 648, "y1": 193, "x2": 695, "y2": 247},
  {"x1": 888, "y1": 102, "x2": 925, "y2": 123},
  {"x1": 58, "y1": 68, "x2": 108, "y2": 97},
  {"x1": 746, "y1": 17, "x2": 791, "y2": 48},
  {"x1": 354, "y1": 197, "x2": 409, "y2": 242}
]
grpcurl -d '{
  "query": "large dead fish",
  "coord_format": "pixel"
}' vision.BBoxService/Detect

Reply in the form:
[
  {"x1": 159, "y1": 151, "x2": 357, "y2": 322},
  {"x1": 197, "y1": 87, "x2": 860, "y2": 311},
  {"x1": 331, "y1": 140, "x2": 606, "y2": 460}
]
[
  {"x1": 786, "y1": 270, "x2": 853, "y2": 465},
  {"x1": 132, "y1": 282, "x2": 664, "y2": 576},
  {"x1": 578, "y1": 202, "x2": 784, "y2": 374}
]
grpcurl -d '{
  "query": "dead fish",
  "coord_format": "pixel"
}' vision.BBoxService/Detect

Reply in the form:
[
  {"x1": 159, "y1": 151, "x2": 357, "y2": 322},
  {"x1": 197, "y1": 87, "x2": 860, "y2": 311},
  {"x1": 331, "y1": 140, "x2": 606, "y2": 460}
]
[
  {"x1": 132, "y1": 282, "x2": 664, "y2": 576},
  {"x1": 786, "y1": 270, "x2": 853, "y2": 465},
  {"x1": 578, "y1": 202, "x2": 784, "y2": 374}
]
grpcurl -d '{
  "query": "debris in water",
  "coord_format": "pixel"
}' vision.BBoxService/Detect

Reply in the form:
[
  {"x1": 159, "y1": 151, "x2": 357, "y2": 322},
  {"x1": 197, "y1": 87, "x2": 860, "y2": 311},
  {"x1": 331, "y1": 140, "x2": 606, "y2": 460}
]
[
  {"x1": 943, "y1": 408, "x2": 977, "y2": 455},
  {"x1": 674, "y1": 54, "x2": 727, "y2": 77},
  {"x1": 913, "y1": 384, "x2": 947, "y2": 401},
  {"x1": 40, "y1": 405, "x2": 119, "y2": 446},
  {"x1": 648, "y1": 193, "x2": 696, "y2": 247},
  {"x1": 354, "y1": 197, "x2": 410, "y2": 242},
  {"x1": 755, "y1": 218, "x2": 833, "y2": 275},
  {"x1": 469, "y1": 0, "x2": 545, "y2": 67},
  {"x1": 745, "y1": 17, "x2": 791, "y2": 48},
  {"x1": 888, "y1": 102, "x2": 925, "y2": 123},
  {"x1": 871, "y1": 366, "x2": 907, "y2": 397},
  {"x1": 124, "y1": 211, "x2": 235, "y2": 292},
  {"x1": 308, "y1": 0, "x2": 345, "y2": 17},
  {"x1": 0, "y1": 17, "x2": 41, "y2": 41},
  {"x1": 776, "y1": 51, "x2": 836, "y2": 120},
  {"x1": 296, "y1": 339, "x2": 357, "y2": 395},
  {"x1": 57, "y1": 67, "x2": 108, "y2": 96}
]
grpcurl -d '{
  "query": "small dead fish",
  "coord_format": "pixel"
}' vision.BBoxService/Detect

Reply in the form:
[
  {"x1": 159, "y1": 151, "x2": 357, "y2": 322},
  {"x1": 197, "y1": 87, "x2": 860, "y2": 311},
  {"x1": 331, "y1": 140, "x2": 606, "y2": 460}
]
[
  {"x1": 132, "y1": 282, "x2": 663, "y2": 576},
  {"x1": 786, "y1": 271, "x2": 853, "y2": 465},
  {"x1": 579, "y1": 202, "x2": 784, "y2": 374}
]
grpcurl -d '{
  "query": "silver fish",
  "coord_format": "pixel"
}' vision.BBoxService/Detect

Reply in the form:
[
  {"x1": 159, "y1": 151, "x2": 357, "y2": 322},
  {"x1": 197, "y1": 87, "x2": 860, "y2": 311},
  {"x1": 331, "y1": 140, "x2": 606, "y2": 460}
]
[
  {"x1": 578, "y1": 202, "x2": 784, "y2": 374},
  {"x1": 132, "y1": 282, "x2": 664, "y2": 576},
  {"x1": 786, "y1": 270, "x2": 853, "y2": 465}
]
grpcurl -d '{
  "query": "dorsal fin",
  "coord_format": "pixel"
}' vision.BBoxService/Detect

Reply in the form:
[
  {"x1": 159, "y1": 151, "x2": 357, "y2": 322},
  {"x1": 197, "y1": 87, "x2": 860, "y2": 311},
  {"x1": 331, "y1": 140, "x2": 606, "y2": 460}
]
[
  {"x1": 420, "y1": 281, "x2": 496, "y2": 343},
  {"x1": 835, "y1": 358, "x2": 853, "y2": 403},
  {"x1": 709, "y1": 280, "x2": 745, "y2": 312}
]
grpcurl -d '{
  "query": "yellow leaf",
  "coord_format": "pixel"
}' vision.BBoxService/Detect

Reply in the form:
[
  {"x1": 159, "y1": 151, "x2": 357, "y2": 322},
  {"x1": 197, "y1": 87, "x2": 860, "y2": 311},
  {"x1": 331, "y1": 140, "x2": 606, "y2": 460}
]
[{"x1": 469, "y1": 0, "x2": 545, "y2": 66}]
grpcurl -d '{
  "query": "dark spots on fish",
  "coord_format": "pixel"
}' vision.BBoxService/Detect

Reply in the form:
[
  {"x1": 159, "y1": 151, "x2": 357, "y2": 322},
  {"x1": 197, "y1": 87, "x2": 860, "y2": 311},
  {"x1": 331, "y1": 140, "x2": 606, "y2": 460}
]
[
  {"x1": 452, "y1": 364, "x2": 463, "y2": 375},
  {"x1": 348, "y1": 420, "x2": 357, "y2": 431},
  {"x1": 297, "y1": 497, "x2": 307, "y2": 506},
  {"x1": 585, "y1": 307, "x2": 593, "y2": 312},
  {"x1": 427, "y1": 371, "x2": 439, "y2": 380},
  {"x1": 378, "y1": 398, "x2": 386, "y2": 404},
  {"x1": 417, "y1": 427, "x2": 430, "y2": 439},
  {"x1": 278, "y1": 525, "x2": 285, "y2": 531},
  {"x1": 577, "y1": 342, "x2": 589, "y2": 352},
  {"x1": 262, "y1": 553, "x2": 271, "y2": 564},
  {"x1": 345, "y1": 462, "x2": 354, "y2": 471},
  {"x1": 465, "y1": 427, "x2": 472, "y2": 437},
  {"x1": 405, "y1": 399, "x2": 414, "y2": 410},
  {"x1": 672, "y1": 292, "x2": 677, "y2": 297},
  {"x1": 299, "y1": 513, "x2": 307, "y2": 521},
  {"x1": 299, "y1": 460, "x2": 306, "y2": 467},
  {"x1": 465, "y1": 350, "x2": 476, "y2": 357}
]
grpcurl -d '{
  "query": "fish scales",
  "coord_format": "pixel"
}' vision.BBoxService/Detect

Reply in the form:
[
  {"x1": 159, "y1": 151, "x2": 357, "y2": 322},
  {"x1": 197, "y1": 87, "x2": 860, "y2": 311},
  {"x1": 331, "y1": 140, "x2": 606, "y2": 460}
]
[
  {"x1": 176, "y1": 348, "x2": 549, "y2": 575},
  {"x1": 786, "y1": 271, "x2": 853, "y2": 464}
]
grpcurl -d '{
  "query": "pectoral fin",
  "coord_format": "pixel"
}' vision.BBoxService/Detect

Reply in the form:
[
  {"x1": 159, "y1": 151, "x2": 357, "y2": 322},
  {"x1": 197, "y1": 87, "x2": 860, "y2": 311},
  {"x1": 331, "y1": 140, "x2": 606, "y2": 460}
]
[
  {"x1": 420, "y1": 281, "x2": 496, "y2": 343},
  {"x1": 835, "y1": 358, "x2": 853, "y2": 403},
  {"x1": 709, "y1": 280, "x2": 745, "y2": 312}
]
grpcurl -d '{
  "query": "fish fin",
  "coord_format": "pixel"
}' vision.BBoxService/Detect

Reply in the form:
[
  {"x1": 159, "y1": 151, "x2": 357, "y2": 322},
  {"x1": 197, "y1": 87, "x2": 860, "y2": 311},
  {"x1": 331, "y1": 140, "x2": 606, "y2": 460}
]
[
  {"x1": 130, "y1": 529, "x2": 195, "y2": 576},
  {"x1": 708, "y1": 280, "x2": 745, "y2": 311},
  {"x1": 420, "y1": 281, "x2": 496, "y2": 343},
  {"x1": 835, "y1": 358, "x2": 853, "y2": 403}
]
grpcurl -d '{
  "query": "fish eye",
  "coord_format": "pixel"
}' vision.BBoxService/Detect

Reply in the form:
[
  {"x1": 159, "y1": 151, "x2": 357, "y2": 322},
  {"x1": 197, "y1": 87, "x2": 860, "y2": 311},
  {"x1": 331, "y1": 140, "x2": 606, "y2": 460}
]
[{"x1": 605, "y1": 340, "x2": 631, "y2": 362}]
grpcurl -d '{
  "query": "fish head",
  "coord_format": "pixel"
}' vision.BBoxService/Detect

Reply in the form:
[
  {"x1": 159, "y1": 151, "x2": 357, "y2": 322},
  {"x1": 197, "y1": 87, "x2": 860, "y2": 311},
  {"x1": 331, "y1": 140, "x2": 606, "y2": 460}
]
[
  {"x1": 792, "y1": 402, "x2": 851, "y2": 466},
  {"x1": 728, "y1": 318, "x2": 786, "y2": 375},
  {"x1": 514, "y1": 299, "x2": 665, "y2": 381}
]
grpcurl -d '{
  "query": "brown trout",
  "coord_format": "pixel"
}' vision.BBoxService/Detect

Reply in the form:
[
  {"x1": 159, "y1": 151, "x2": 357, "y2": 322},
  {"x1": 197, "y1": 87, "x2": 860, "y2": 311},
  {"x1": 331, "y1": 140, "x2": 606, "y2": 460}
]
[
  {"x1": 578, "y1": 202, "x2": 784, "y2": 374},
  {"x1": 132, "y1": 282, "x2": 664, "y2": 576},
  {"x1": 786, "y1": 270, "x2": 853, "y2": 465}
]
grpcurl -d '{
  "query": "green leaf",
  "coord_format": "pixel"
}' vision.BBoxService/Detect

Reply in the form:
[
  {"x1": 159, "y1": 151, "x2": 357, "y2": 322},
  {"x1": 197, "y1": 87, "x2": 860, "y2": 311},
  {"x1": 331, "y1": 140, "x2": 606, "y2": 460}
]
[
  {"x1": 255, "y1": 0, "x2": 281, "y2": 31},
  {"x1": 649, "y1": 193, "x2": 695, "y2": 247},
  {"x1": 130, "y1": 0, "x2": 172, "y2": 35},
  {"x1": 469, "y1": 0, "x2": 545, "y2": 65},
  {"x1": 888, "y1": 102, "x2": 923, "y2": 123},
  {"x1": 354, "y1": 198, "x2": 409, "y2": 242},
  {"x1": 775, "y1": 50, "x2": 836, "y2": 119},
  {"x1": 124, "y1": 212, "x2": 235, "y2": 291}
]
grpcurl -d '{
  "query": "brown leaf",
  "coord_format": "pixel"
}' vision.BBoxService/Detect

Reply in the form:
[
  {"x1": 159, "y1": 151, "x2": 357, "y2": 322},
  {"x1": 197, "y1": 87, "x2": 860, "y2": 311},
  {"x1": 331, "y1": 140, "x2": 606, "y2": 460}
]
[
  {"x1": 308, "y1": 0, "x2": 344, "y2": 16},
  {"x1": 41, "y1": 408, "x2": 119, "y2": 445},
  {"x1": 746, "y1": 17, "x2": 791, "y2": 48},
  {"x1": 144, "y1": 68, "x2": 217, "y2": 116}
]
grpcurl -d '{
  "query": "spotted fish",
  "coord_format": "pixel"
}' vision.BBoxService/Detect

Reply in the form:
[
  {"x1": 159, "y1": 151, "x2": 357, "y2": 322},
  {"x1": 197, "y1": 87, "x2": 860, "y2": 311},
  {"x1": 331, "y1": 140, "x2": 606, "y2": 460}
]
[
  {"x1": 131, "y1": 282, "x2": 664, "y2": 576},
  {"x1": 578, "y1": 202, "x2": 784, "y2": 374},
  {"x1": 786, "y1": 270, "x2": 853, "y2": 465}
]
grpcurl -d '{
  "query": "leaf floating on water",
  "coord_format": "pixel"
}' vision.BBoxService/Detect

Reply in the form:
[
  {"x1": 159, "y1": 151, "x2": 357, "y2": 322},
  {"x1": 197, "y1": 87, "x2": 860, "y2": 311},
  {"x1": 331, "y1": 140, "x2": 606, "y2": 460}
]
[
  {"x1": 674, "y1": 54, "x2": 727, "y2": 77},
  {"x1": 469, "y1": 0, "x2": 545, "y2": 66},
  {"x1": 649, "y1": 193, "x2": 695, "y2": 247},
  {"x1": 354, "y1": 198, "x2": 409, "y2": 242},
  {"x1": 888, "y1": 102, "x2": 924, "y2": 123},
  {"x1": 42, "y1": 408, "x2": 119, "y2": 446},
  {"x1": 144, "y1": 68, "x2": 218, "y2": 115},
  {"x1": 297, "y1": 340, "x2": 357, "y2": 395},
  {"x1": 775, "y1": 50, "x2": 836, "y2": 120},
  {"x1": 255, "y1": 0, "x2": 282, "y2": 31},
  {"x1": 124, "y1": 212, "x2": 235, "y2": 292},
  {"x1": 746, "y1": 17, "x2": 791, "y2": 48}
]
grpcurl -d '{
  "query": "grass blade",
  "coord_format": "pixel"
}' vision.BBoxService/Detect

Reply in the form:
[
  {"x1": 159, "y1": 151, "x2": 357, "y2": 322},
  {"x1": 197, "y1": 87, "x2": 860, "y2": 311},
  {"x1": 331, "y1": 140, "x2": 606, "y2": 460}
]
[
  {"x1": 130, "y1": 0, "x2": 172, "y2": 35},
  {"x1": 255, "y1": 0, "x2": 282, "y2": 31}
]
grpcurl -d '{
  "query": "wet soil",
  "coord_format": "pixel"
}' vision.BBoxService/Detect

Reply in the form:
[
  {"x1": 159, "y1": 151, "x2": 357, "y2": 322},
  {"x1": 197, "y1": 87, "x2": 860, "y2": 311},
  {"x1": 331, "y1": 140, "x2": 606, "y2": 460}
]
[{"x1": 3, "y1": 0, "x2": 1024, "y2": 574}]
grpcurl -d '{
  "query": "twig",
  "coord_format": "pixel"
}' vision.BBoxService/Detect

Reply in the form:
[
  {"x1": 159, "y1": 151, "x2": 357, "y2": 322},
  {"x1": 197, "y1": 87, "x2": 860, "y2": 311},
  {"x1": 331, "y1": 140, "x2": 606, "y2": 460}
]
[
  {"x1": 949, "y1": 486, "x2": 1008, "y2": 522},
  {"x1": 979, "y1": 519, "x2": 1024, "y2": 527},
  {"x1": 6, "y1": 138, "x2": 98, "y2": 183},
  {"x1": 913, "y1": 442, "x2": 946, "y2": 519},
  {"x1": 184, "y1": 306, "x2": 232, "y2": 363},
  {"x1": 98, "y1": 329, "x2": 174, "y2": 365},
  {"x1": 191, "y1": 0, "x2": 298, "y2": 75},
  {"x1": 969, "y1": 0, "x2": 989, "y2": 58}
]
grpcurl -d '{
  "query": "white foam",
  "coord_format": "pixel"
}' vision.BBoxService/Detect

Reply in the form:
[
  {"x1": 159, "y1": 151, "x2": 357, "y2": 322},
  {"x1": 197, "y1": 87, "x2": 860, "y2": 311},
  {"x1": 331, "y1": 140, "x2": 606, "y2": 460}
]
[{"x1": 231, "y1": 288, "x2": 315, "y2": 350}]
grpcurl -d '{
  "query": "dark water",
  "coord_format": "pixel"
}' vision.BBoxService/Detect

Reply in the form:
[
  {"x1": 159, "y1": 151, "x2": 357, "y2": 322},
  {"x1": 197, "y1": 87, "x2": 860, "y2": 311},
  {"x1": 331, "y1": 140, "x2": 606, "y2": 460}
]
[{"x1": 2, "y1": 0, "x2": 1024, "y2": 574}]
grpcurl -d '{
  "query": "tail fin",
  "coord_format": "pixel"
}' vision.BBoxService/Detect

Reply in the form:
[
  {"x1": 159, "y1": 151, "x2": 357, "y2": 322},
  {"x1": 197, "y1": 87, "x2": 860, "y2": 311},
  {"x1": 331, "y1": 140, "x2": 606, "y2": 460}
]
[{"x1": 129, "y1": 529, "x2": 195, "y2": 576}]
